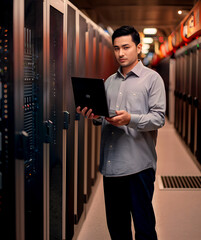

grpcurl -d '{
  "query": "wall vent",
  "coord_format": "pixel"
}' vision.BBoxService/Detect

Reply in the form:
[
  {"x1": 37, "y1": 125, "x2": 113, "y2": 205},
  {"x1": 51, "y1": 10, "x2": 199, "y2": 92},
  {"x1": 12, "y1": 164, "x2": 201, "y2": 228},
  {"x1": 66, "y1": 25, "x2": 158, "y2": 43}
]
[{"x1": 158, "y1": 176, "x2": 201, "y2": 190}]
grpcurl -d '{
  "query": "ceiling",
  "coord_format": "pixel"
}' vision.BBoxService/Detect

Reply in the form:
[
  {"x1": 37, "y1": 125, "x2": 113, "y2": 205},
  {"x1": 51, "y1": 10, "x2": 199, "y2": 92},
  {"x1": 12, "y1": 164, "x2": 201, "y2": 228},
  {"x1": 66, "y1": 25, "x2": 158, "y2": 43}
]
[{"x1": 69, "y1": 0, "x2": 196, "y2": 37}]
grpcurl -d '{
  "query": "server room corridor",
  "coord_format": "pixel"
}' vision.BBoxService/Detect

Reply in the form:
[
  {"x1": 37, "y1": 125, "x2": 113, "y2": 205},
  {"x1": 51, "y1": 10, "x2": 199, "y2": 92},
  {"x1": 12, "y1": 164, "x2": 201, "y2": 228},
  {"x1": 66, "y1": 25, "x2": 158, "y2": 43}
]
[
  {"x1": 75, "y1": 119, "x2": 201, "y2": 240},
  {"x1": 2, "y1": 1, "x2": 201, "y2": 240}
]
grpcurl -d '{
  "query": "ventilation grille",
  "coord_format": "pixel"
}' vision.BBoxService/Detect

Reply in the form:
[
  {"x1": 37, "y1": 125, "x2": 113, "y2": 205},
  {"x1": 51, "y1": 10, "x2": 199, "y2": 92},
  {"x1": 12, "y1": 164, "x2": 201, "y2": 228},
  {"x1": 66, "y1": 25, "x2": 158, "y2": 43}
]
[{"x1": 159, "y1": 176, "x2": 201, "y2": 190}]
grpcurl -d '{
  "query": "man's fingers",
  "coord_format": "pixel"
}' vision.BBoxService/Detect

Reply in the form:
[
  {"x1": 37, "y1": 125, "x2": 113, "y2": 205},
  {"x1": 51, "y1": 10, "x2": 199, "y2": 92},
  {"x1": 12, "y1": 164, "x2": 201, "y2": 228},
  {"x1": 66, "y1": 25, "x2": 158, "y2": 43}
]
[
  {"x1": 76, "y1": 106, "x2": 99, "y2": 119},
  {"x1": 106, "y1": 110, "x2": 130, "y2": 126},
  {"x1": 86, "y1": 109, "x2": 92, "y2": 118},
  {"x1": 76, "y1": 106, "x2": 81, "y2": 113},
  {"x1": 106, "y1": 116, "x2": 120, "y2": 123}
]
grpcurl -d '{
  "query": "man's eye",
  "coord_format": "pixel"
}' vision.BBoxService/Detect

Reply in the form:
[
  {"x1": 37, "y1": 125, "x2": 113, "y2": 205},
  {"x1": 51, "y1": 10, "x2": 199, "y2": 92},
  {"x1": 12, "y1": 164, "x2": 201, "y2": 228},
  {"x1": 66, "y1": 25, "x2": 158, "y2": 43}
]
[{"x1": 124, "y1": 47, "x2": 129, "y2": 50}]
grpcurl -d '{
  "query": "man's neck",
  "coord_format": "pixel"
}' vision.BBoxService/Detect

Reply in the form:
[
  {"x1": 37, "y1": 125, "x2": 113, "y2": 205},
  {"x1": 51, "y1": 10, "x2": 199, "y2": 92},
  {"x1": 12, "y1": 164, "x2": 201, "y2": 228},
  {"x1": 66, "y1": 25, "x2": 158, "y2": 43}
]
[{"x1": 121, "y1": 60, "x2": 139, "y2": 76}]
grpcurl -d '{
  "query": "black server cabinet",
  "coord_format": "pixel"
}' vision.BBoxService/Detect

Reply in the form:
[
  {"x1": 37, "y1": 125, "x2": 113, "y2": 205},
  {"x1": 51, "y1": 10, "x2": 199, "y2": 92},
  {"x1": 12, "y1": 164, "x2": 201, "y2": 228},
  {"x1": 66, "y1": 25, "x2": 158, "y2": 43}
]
[
  {"x1": 156, "y1": 57, "x2": 170, "y2": 119},
  {"x1": 0, "y1": 1, "x2": 15, "y2": 239},
  {"x1": 175, "y1": 51, "x2": 191, "y2": 143},
  {"x1": 189, "y1": 47, "x2": 197, "y2": 154},
  {"x1": 87, "y1": 118, "x2": 93, "y2": 195},
  {"x1": 178, "y1": 55, "x2": 184, "y2": 136},
  {"x1": 76, "y1": 15, "x2": 87, "y2": 224},
  {"x1": 174, "y1": 39, "x2": 201, "y2": 166},
  {"x1": 174, "y1": 56, "x2": 180, "y2": 131},
  {"x1": 94, "y1": 30, "x2": 101, "y2": 182},
  {"x1": 182, "y1": 53, "x2": 188, "y2": 143},
  {"x1": 86, "y1": 23, "x2": 94, "y2": 200},
  {"x1": 95, "y1": 30, "x2": 100, "y2": 78},
  {"x1": 186, "y1": 49, "x2": 193, "y2": 150},
  {"x1": 197, "y1": 43, "x2": 201, "y2": 165},
  {"x1": 193, "y1": 46, "x2": 199, "y2": 157},
  {"x1": 24, "y1": 0, "x2": 44, "y2": 238},
  {"x1": 66, "y1": 5, "x2": 76, "y2": 239},
  {"x1": 186, "y1": 50, "x2": 192, "y2": 147},
  {"x1": 180, "y1": 55, "x2": 185, "y2": 138},
  {"x1": 183, "y1": 52, "x2": 190, "y2": 144},
  {"x1": 49, "y1": 6, "x2": 63, "y2": 239}
]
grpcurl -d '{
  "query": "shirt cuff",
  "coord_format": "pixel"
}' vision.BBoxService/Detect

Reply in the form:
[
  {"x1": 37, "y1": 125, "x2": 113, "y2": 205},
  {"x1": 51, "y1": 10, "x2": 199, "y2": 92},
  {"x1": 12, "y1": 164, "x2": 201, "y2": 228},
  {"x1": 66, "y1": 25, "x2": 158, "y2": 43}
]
[
  {"x1": 92, "y1": 117, "x2": 103, "y2": 126},
  {"x1": 127, "y1": 114, "x2": 141, "y2": 129}
]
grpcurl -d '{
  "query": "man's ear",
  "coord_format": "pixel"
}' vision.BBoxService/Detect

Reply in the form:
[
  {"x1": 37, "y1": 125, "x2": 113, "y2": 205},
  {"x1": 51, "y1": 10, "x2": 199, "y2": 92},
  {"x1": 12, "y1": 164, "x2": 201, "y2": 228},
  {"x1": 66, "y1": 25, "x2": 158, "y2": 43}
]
[{"x1": 137, "y1": 43, "x2": 142, "y2": 54}]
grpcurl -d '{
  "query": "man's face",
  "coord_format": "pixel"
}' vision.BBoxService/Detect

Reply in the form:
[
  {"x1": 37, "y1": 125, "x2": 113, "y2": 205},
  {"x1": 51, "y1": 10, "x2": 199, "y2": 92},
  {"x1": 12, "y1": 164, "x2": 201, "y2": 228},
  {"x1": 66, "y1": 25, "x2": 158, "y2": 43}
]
[{"x1": 113, "y1": 35, "x2": 141, "y2": 70}]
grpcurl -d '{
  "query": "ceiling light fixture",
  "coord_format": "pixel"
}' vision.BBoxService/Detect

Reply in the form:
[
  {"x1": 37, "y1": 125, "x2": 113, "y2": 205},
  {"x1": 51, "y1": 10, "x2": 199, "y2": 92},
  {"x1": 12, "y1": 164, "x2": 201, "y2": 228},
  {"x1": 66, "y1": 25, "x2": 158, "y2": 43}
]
[
  {"x1": 142, "y1": 44, "x2": 150, "y2": 50},
  {"x1": 141, "y1": 49, "x2": 149, "y2": 54},
  {"x1": 178, "y1": 10, "x2": 182, "y2": 15},
  {"x1": 143, "y1": 37, "x2": 153, "y2": 44},
  {"x1": 143, "y1": 28, "x2": 157, "y2": 35}
]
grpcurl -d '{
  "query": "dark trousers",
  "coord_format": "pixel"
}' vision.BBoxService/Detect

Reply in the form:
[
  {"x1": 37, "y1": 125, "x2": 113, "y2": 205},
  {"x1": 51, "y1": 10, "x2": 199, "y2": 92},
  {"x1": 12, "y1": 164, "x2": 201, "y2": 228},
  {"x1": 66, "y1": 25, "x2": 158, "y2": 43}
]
[{"x1": 103, "y1": 168, "x2": 157, "y2": 240}]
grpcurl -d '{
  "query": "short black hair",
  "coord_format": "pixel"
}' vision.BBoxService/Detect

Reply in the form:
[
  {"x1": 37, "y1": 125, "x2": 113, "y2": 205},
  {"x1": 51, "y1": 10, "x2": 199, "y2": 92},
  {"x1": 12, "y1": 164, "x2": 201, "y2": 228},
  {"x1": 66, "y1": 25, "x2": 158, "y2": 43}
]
[{"x1": 112, "y1": 26, "x2": 140, "y2": 46}]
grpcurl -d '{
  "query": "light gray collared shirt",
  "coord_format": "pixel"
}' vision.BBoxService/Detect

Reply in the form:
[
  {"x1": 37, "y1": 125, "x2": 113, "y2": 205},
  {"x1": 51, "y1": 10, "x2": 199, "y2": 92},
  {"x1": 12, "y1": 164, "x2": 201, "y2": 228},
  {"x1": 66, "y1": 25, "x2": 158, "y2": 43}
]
[{"x1": 99, "y1": 60, "x2": 166, "y2": 177}]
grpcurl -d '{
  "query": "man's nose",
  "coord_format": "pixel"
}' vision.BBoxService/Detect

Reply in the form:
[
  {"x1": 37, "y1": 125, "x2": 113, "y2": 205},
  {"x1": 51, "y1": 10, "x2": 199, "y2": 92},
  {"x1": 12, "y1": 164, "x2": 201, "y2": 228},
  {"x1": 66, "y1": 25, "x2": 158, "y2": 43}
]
[{"x1": 119, "y1": 48, "x2": 124, "y2": 57}]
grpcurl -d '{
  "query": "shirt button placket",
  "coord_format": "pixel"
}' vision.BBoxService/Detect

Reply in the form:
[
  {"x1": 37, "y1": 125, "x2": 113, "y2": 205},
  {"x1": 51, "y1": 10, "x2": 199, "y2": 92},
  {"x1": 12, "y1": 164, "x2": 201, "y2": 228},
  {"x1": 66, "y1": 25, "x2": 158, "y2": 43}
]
[
  {"x1": 116, "y1": 81, "x2": 125, "y2": 111},
  {"x1": 106, "y1": 160, "x2": 112, "y2": 175}
]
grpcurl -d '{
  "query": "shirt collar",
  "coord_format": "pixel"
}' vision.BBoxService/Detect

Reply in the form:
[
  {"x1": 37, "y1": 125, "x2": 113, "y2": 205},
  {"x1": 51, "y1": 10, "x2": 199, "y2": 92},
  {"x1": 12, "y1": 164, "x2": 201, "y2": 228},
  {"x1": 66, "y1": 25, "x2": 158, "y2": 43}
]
[{"x1": 117, "y1": 60, "x2": 143, "y2": 78}]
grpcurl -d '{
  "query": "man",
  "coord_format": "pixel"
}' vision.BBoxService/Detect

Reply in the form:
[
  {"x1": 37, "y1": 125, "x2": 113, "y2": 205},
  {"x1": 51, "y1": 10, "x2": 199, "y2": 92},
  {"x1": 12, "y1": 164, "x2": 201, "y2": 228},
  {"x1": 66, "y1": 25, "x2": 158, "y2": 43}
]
[{"x1": 77, "y1": 26, "x2": 166, "y2": 240}]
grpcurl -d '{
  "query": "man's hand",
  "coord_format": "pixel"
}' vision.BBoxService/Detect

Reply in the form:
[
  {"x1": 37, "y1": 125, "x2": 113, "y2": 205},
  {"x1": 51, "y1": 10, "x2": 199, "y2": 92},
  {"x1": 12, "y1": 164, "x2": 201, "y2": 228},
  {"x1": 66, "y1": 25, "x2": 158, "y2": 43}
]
[
  {"x1": 76, "y1": 106, "x2": 100, "y2": 119},
  {"x1": 106, "y1": 110, "x2": 131, "y2": 126}
]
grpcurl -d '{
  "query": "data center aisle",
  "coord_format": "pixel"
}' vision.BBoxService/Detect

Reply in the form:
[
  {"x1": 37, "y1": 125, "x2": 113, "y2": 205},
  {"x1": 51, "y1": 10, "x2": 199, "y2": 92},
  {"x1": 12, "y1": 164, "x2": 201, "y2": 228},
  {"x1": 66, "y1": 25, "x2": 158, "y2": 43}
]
[{"x1": 76, "y1": 119, "x2": 201, "y2": 240}]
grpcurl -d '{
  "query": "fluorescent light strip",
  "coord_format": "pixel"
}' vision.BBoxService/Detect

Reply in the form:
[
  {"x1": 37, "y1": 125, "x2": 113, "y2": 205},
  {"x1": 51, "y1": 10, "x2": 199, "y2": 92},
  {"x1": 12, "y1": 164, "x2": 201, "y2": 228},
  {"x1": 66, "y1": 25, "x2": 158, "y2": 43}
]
[
  {"x1": 143, "y1": 37, "x2": 153, "y2": 44},
  {"x1": 143, "y1": 28, "x2": 157, "y2": 35},
  {"x1": 142, "y1": 43, "x2": 150, "y2": 50}
]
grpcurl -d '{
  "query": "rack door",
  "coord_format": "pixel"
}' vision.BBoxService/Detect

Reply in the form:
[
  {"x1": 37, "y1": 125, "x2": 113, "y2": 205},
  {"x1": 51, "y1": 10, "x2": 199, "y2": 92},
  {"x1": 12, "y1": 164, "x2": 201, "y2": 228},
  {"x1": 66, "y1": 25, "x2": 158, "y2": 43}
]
[
  {"x1": 24, "y1": 0, "x2": 44, "y2": 238},
  {"x1": 0, "y1": 1, "x2": 15, "y2": 238},
  {"x1": 48, "y1": 5, "x2": 64, "y2": 239}
]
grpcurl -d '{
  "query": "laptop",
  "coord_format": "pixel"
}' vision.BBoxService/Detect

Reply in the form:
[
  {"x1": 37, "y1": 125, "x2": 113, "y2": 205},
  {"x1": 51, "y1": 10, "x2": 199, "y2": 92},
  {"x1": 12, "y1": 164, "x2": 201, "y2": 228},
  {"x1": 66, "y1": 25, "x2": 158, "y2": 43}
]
[{"x1": 71, "y1": 77, "x2": 116, "y2": 118}]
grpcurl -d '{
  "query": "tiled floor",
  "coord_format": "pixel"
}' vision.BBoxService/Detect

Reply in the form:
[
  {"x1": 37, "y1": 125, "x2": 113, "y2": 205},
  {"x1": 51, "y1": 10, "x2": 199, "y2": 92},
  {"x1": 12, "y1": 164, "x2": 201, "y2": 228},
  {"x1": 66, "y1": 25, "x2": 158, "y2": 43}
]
[{"x1": 76, "y1": 120, "x2": 201, "y2": 240}]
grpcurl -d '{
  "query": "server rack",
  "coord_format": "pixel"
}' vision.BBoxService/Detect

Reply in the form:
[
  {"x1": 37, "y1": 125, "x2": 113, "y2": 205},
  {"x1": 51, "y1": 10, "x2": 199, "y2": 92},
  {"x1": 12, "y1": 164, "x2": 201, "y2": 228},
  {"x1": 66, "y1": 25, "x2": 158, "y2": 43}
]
[
  {"x1": 175, "y1": 38, "x2": 201, "y2": 166},
  {"x1": 175, "y1": 51, "x2": 189, "y2": 141},
  {"x1": 85, "y1": 23, "x2": 94, "y2": 202},
  {"x1": 186, "y1": 49, "x2": 193, "y2": 148},
  {"x1": 182, "y1": 53, "x2": 188, "y2": 142},
  {"x1": 93, "y1": 29, "x2": 101, "y2": 182},
  {"x1": 193, "y1": 45, "x2": 199, "y2": 157},
  {"x1": 65, "y1": 4, "x2": 76, "y2": 239},
  {"x1": 156, "y1": 57, "x2": 170, "y2": 120},
  {"x1": 189, "y1": 47, "x2": 198, "y2": 154},
  {"x1": 0, "y1": 1, "x2": 117, "y2": 239},
  {"x1": 168, "y1": 58, "x2": 176, "y2": 124},
  {"x1": 0, "y1": 1, "x2": 15, "y2": 239},
  {"x1": 174, "y1": 56, "x2": 180, "y2": 130},
  {"x1": 184, "y1": 52, "x2": 191, "y2": 144},
  {"x1": 178, "y1": 54, "x2": 184, "y2": 136},
  {"x1": 49, "y1": 5, "x2": 64, "y2": 239},
  {"x1": 75, "y1": 14, "x2": 87, "y2": 224},
  {"x1": 24, "y1": 0, "x2": 44, "y2": 239},
  {"x1": 197, "y1": 40, "x2": 201, "y2": 165}
]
